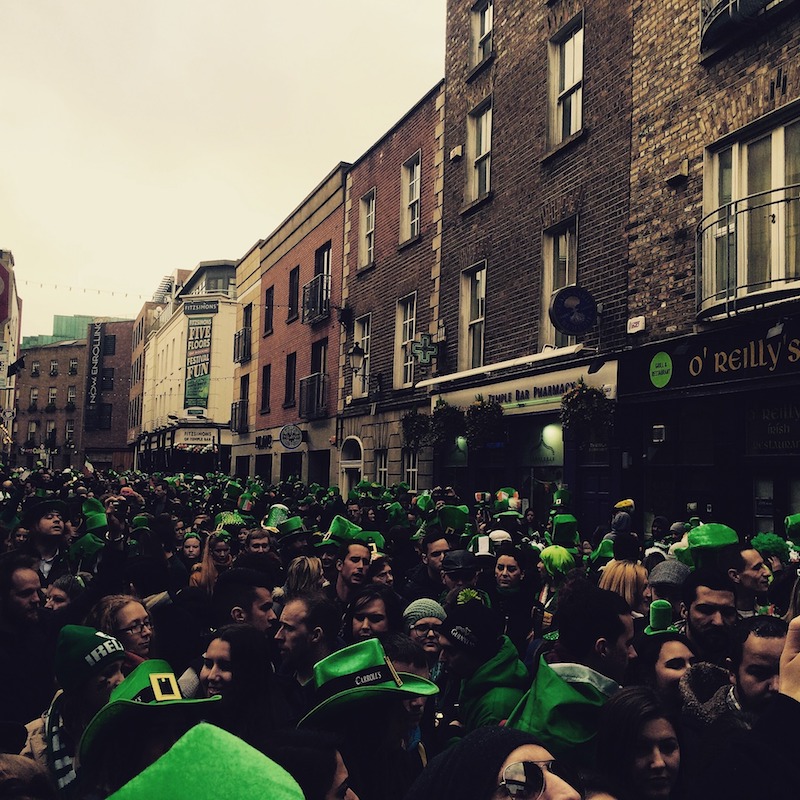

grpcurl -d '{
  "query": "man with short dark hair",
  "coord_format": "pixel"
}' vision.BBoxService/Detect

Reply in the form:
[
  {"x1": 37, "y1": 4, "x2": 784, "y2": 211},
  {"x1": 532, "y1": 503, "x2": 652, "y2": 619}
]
[
  {"x1": 506, "y1": 584, "x2": 636, "y2": 767},
  {"x1": 274, "y1": 594, "x2": 340, "y2": 725},
  {"x1": 679, "y1": 569, "x2": 738, "y2": 664},
  {"x1": 719, "y1": 542, "x2": 771, "y2": 617},
  {"x1": 404, "y1": 530, "x2": 452, "y2": 602},
  {"x1": 326, "y1": 541, "x2": 370, "y2": 612},
  {"x1": 0, "y1": 552, "x2": 54, "y2": 723},
  {"x1": 212, "y1": 567, "x2": 279, "y2": 634}
]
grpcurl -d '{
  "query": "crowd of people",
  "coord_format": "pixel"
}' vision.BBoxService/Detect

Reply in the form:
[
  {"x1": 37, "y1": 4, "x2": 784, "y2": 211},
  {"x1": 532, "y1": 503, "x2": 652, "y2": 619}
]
[{"x1": 2, "y1": 467, "x2": 800, "y2": 799}]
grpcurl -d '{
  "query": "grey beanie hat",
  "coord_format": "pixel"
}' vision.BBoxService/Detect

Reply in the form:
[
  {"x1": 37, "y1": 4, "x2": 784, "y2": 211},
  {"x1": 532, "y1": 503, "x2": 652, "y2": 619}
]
[
  {"x1": 403, "y1": 598, "x2": 447, "y2": 630},
  {"x1": 648, "y1": 558, "x2": 691, "y2": 587}
]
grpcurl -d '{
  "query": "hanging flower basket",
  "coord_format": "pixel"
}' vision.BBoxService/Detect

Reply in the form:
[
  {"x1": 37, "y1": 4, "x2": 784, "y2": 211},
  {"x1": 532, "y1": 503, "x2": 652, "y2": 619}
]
[
  {"x1": 465, "y1": 395, "x2": 505, "y2": 448},
  {"x1": 401, "y1": 410, "x2": 431, "y2": 451},
  {"x1": 560, "y1": 378, "x2": 615, "y2": 431},
  {"x1": 427, "y1": 400, "x2": 466, "y2": 449}
]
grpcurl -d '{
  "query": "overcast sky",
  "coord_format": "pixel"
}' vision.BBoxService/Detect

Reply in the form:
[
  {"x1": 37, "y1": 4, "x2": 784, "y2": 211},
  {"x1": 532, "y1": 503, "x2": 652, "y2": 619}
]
[{"x1": 1, "y1": 1, "x2": 446, "y2": 338}]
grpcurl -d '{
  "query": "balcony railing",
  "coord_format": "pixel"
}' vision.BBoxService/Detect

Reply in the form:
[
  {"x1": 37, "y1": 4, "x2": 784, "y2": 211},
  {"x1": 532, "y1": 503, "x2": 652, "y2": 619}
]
[
  {"x1": 302, "y1": 273, "x2": 331, "y2": 324},
  {"x1": 700, "y1": 0, "x2": 772, "y2": 50},
  {"x1": 696, "y1": 183, "x2": 800, "y2": 319},
  {"x1": 299, "y1": 372, "x2": 327, "y2": 419},
  {"x1": 230, "y1": 399, "x2": 249, "y2": 433},
  {"x1": 233, "y1": 327, "x2": 252, "y2": 363}
]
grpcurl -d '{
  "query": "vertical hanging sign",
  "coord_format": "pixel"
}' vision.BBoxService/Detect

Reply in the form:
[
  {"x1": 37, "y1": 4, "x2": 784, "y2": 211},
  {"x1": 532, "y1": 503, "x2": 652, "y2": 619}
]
[{"x1": 185, "y1": 317, "x2": 212, "y2": 409}]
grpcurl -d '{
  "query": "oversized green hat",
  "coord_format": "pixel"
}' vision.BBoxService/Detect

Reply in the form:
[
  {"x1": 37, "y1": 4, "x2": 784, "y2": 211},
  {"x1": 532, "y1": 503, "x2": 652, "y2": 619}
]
[
  {"x1": 435, "y1": 505, "x2": 470, "y2": 536},
  {"x1": 326, "y1": 515, "x2": 362, "y2": 542},
  {"x1": 644, "y1": 599, "x2": 679, "y2": 635},
  {"x1": 415, "y1": 493, "x2": 435, "y2": 516},
  {"x1": 687, "y1": 523, "x2": 738, "y2": 555},
  {"x1": 214, "y1": 510, "x2": 246, "y2": 528},
  {"x1": 262, "y1": 503, "x2": 290, "y2": 529},
  {"x1": 350, "y1": 529, "x2": 386, "y2": 552},
  {"x1": 550, "y1": 514, "x2": 579, "y2": 549},
  {"x1": 78, "y1": 660, "x2": 220, "y2": 769},
  {"x1": 785, "y1": 513, "x2": 800, "y2": 541},
  {"x1": 298, "y1": 639, "x2": 438, "y2": 727},
  {"x1": 68, "y1": 532, "x2": 105, "y2": 563},
  {"x1": 275, "y1": 516, "x2": 311, "y2": 543},
  {"x1": 82, "y1": 497, "x2": 109, "y2": 535},
  {"x1": 107, "y1": 723, "x2": 303, "y2": 800},
  {"x1": 551, "y1": 487, "x2": 571, "y2": 509}
]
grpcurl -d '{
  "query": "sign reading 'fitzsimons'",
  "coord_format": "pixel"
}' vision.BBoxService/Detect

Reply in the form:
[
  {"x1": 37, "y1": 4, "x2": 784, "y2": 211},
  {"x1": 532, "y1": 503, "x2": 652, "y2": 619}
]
[
  {"x1": 184, "y1": 317, "x2": 212, "y2": 409},
  {"x1": 619, "y1": 315, "x2": 800, "y2": 396}
]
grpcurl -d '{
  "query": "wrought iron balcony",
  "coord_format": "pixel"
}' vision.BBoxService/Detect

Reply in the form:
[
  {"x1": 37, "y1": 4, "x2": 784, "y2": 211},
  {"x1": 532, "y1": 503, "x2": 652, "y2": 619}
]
[
  {"x1": 299, "y1": 372, "x2": 327, "y2": 419},
  {"x1": 696, "y1": 183, "x2": 800, "y2": 319},
  {"x1": 700, "y1": 0, "x2": 772, "y2": 50},
  {"x1": 302, "y1": 273, "x2": 331, "y2": 324},
  {"x1": 230, "y1": 399, "x2": 249, "y2": 433},
  {"x1": 233, "y1": 327, "x2": 252, "y2": 363}
]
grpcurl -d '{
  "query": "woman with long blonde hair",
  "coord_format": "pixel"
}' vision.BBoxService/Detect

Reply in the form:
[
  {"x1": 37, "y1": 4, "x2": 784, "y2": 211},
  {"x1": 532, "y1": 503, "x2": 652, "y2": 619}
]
[
  {"x1": 599, "y1": 559, "x2": 651, "y2": 616},
  {"x1": 189, "y1": 530, "x2": 233, "y2": 595}
]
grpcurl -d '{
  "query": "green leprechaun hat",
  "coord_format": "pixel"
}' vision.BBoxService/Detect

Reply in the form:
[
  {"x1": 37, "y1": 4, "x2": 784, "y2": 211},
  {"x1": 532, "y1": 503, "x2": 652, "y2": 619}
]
[
  {"x1": 107, "y1": 723, "x2": 303, "y2": 800},
  {"x1": 298, "y1": 639, "x2": 438, "y2": 727}
]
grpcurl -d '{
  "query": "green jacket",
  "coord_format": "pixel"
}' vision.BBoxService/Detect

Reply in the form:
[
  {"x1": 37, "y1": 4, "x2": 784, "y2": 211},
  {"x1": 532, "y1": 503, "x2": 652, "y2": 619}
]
[
  {"x1": 505, "y1": 656, "x2": 618, "y2": 768},
  {"x1": 459, "y1": 635, "x2": 530, "y2": 732}
]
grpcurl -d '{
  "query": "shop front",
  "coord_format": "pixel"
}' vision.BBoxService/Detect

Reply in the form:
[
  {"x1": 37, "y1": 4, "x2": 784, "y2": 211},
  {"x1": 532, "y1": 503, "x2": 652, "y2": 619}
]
[
  {"x1": 617, "y1": 313, "x2": 800, "y2": 535},
  {"x1": 420, "y1": 352, "x2": 618, "y2": 531}
]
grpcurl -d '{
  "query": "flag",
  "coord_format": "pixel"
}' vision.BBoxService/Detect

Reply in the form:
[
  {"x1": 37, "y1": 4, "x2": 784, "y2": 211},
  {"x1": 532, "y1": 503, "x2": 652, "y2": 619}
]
[
  {"x1": 83, "y1": 459, "x2": 95, "y2": 477},
  {"x1": 6, "y1": 356, "x2": 24, "y2": 377}
]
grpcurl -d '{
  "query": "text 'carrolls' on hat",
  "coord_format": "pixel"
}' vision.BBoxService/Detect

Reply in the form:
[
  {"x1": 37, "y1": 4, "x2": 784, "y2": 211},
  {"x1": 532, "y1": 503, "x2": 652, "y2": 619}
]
[
  {"x1": 107, "y1": 723, "x2": 303, "y2": 800},
  {"x1": 298, "y1": 639, "x2": 438, "y2": 727},
  {"x1": 647, "y1": 558, "x2": 691, "y2": 588},
  {"x1": 55, "y1": 625, "x2": 125, "y2": 693},
  {"x1": 403, "y1": 598, "x2": 447, "y2": 629},
  {"x1": 441, "y1": 600, "x2": 502, "y2": 658}
]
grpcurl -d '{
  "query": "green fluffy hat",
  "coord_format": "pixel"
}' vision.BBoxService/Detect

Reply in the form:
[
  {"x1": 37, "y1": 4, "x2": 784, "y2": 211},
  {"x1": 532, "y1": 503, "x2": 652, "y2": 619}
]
[{"x1": 107, "y1": 723, "x2": 303, "y2": 800}]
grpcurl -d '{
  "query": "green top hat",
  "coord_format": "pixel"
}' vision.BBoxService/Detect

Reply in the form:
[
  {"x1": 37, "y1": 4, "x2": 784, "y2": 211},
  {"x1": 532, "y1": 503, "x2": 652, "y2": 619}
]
[
  {"x1": 298, "y1": 639, "x2": 438, "y2": 727},
  {"x1": 435, "y1": 505, "x2": 470, "y2": 537},
  {"x1": 275, "y1": 516, "x2": 311, "y2": 543},
  {"x1": 415, "y1": 493, "x2": 435, "y2": 516},
  {"x1": 262, "y1": 504, "x2": 290, "y2": 529},
  {"x1": 551, "y1": 487, "x2": 571, "y2": 510},
  {"x1": 350, "y1": 529, "x2": 386, "y2": 552},
  {"x1": 644, "y1": 599, "x2": 678, "y2": 635},
  {"x1": 550, "y1": 514, "x2": 579, "y2": 549},
  {"x1": 78, "y1": 659, "x2": 220, "y2": 769},
  {"x1": 223, "y1": 480, "x2": 243, "y2": 502},
  {"x1": 785, "y1": 513, "x2": 800, "y2": 540},
  {"x1": 324, "y1": 514, "x2": 362, "y2": 543},
  {"x1": 687, "y1": 523, "x2": 738, "y2": 554},
  {"x1": 107, "y1": 723, "x2": 303, "y2": 800},
  {"x1": 82, "y1": 497, "x2": 109, "y2": 535}
]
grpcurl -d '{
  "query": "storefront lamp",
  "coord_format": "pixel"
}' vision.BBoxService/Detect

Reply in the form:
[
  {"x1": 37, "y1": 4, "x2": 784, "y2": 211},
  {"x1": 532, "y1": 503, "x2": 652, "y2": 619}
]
[{"x1": 348, "y1": 343, "x2": 365, "y2": 376}]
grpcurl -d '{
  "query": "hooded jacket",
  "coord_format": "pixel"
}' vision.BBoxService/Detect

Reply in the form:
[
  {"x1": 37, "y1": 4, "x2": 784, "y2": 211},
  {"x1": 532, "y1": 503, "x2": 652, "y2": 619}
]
[
  {"x1": 505, "y1": 655, "x2": 619, "y2": 768},
  {"x1": 458, "y1": 635, "x2": 530, "y2": 731}
]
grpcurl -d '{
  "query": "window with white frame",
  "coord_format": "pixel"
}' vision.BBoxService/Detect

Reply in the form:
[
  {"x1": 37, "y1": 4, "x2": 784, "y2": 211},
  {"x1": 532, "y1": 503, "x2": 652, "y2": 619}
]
[
  {"x1": 468, "y1": 101, "x2": 492, "y2": 201},
  {"x1": 541, "y1": 219, "x2": 578, "y2": 349},
  {"x1": 31, "y1": 360, "x2": 40, "y2": 376},
  {"x1": 69, "y1": 357, "x2": 78, "y2": 375},
  {"x1": 360, "y1": 189, "x2": 376, "y2": 267},
  {"x1": 395, "y1": 294, "x2": 417, "y2": 388},
  {"x1": 460, "y1": 262, "x2": 486, "y2": 369},
  {"x1": 46, "y1": 420, "x2": 56, "y2": 444},
  {"x1": 48, "y1": 387, "x2": 57, "y2": 405},
  {"x1": 353, "y1": 314, "x2": 372, "y2": 398},
  {"x1": 402, "y1": 448, "x2": 418, "y2": 492},
  {"x1": 375, "y1": 448, "x2": 388, "y2": 486},
  {"x1": 49, "y1": 359, "x2": 58, "y2": 376},
  {"x1": 401, "y1": 153, "x2": 421, "y2": 241},
  {"x1": 65, "y1": 419, "x2": 75, "y2": 441},
  {"x1": 472, "y1": 0, "x2": 493, "y2": 65},
  {"x1": 549, "y1": 17, "x2": 583, "y2": 147},
  {"x1": 29, "y1": 388, "x2": 38, "y2": 407},
  {"x1": 699, "y1": 118, "x2": 800, "y2": 314},
  {"x1": 67, "y1": 385, "x2": 76, "y2": 403},
  {"x1": 27, "y1": 421, "x2": 37, "y2": 443}
]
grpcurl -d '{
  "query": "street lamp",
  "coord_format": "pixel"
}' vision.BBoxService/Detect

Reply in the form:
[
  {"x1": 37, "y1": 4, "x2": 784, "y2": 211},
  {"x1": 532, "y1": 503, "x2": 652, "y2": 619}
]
[{"x1": 347, "y1": 343, "x2": 365, "y2": 377}]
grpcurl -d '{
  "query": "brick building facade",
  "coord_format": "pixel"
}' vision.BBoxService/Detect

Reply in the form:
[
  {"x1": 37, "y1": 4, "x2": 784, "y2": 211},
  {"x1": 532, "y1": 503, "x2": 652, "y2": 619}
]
[
  {"x1": 422, "y1": 0, "x2": 634, "y2": 528},
  {"x1": 616, "y1": 0, "x2": 800, "y2": 534},
  {"x1": 338, "y1": 82, "x2": 445, "y2": 495}
]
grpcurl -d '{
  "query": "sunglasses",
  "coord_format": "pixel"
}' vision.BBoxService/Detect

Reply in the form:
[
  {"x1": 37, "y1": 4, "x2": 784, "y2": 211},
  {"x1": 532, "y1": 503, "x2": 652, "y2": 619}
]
[{"x1": 495, "y1": 760, "x2": 575, "y2": 800}]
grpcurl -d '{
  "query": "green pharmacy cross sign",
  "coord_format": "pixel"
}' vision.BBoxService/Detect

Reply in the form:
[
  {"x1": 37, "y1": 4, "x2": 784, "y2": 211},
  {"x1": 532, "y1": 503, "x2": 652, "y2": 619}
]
[{"x1": 411, "y1": 333, "x2": 438, "y2": 365}]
